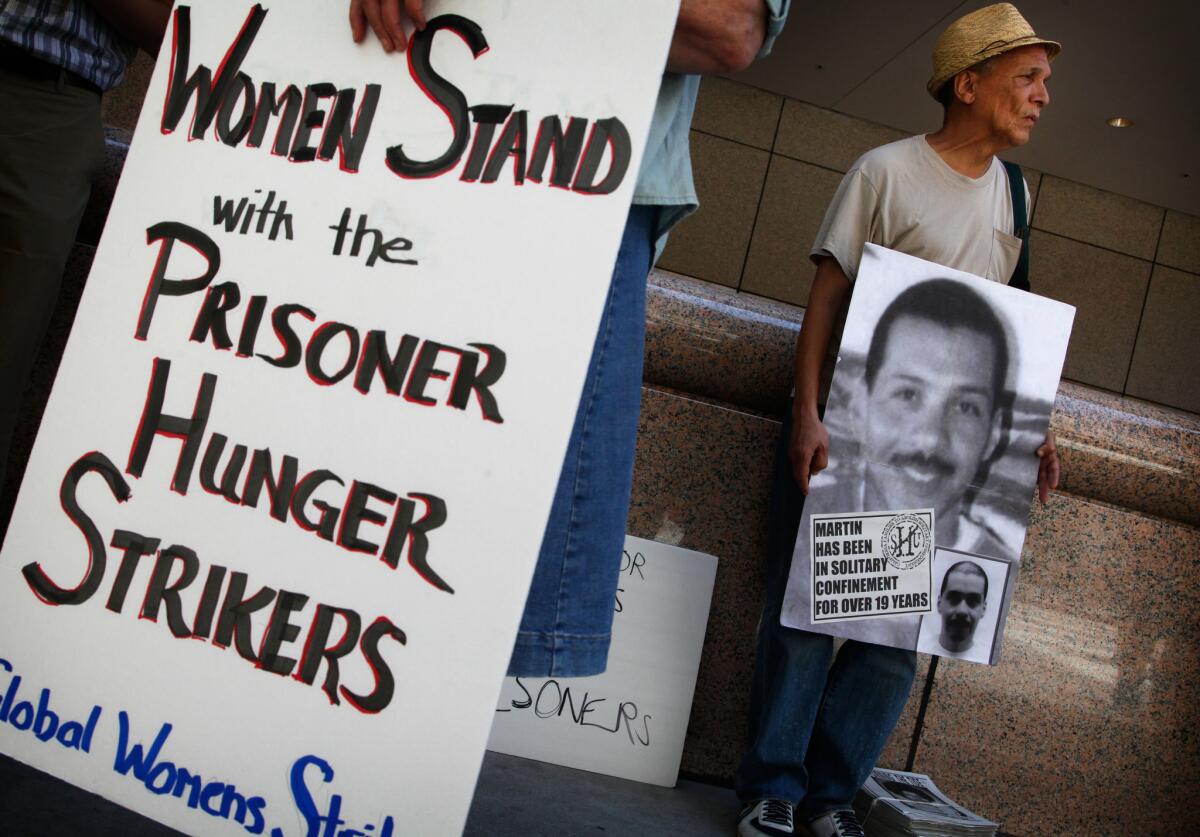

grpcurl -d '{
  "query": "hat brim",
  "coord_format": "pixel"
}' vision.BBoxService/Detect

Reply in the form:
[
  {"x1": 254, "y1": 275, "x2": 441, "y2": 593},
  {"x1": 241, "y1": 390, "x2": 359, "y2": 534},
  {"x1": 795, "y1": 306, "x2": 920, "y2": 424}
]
[{"x1": 926, "y1": 37, "x2": 1061, "y2": 99}]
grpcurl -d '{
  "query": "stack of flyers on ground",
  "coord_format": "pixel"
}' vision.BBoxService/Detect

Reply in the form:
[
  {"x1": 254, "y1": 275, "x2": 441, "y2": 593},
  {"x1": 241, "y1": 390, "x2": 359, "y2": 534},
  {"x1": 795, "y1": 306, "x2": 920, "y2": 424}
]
[{"x1": 855, "y1": 768, "x2": 998, "y2": 837}]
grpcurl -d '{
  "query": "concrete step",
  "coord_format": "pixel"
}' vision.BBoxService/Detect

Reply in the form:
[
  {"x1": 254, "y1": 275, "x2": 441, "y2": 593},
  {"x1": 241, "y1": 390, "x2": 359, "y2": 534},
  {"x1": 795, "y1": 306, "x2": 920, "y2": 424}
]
[{"x1": 0, "y1": 750, "x2": 740, "y2": 836}]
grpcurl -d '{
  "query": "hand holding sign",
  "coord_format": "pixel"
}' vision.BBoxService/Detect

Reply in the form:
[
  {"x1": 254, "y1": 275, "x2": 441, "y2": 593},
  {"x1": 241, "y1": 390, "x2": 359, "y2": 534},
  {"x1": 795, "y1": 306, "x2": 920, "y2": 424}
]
[
  {"x1": 1036, "y1": 429, "x2": 1060, "y2": 503},
  {"x1": 350, "y1": 0, "x2": 428, "y2": 53},
  {"x1": 789, "y1": 407, "x2": 831, "y2": 496}
]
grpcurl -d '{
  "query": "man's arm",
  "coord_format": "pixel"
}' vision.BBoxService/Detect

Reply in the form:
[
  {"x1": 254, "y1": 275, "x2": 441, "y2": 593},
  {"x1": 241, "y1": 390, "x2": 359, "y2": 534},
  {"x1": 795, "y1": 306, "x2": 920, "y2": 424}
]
[
  {"x1": 88, "y1": 0, "x2": 173, "y2": 56},
  {"x1": 790, "y1": 257, "x2": 851, "y2": 494},
  {"x1": 666, "y1": 0, "x2": 768, "y2": 74}
]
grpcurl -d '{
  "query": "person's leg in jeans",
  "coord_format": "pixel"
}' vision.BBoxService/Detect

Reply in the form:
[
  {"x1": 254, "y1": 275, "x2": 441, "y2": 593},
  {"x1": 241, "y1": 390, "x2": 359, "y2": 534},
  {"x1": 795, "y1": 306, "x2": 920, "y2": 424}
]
[
  {"x1": 737, "y1": 403, "x2": 834, "y2": 804},
  {"x1": 737, "y1": 404, "x2": 917, "y2": 813},
  {"x1": 506, "y1": 203, "x2": 658, "y2": 677},
  {"x1": 799, "y1": 639, "x2": 916, "y2": 819}
]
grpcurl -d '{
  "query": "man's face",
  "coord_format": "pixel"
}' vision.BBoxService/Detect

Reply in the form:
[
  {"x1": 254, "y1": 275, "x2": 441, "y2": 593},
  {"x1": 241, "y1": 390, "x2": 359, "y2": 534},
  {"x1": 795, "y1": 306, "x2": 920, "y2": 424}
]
[
  {"x1": 863, "y1": 315, "x2": 1003, "y2": 519},
  {"x1": 938, "y1": 567, "x2": 987, "y2": 649},
  {"x1": 969, "y1": 44, "x2": 1052, "y2": 147}
]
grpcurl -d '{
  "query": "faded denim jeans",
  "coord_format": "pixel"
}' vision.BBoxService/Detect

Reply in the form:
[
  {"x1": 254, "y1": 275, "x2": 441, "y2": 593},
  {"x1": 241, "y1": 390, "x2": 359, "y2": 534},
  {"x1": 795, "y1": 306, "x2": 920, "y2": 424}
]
[
  {"x1": 737, "y1": 404, "x2": 918, "y2": 817},
  {"x1": 506, "y1": 204, "x2": 658, "y2": 677}
]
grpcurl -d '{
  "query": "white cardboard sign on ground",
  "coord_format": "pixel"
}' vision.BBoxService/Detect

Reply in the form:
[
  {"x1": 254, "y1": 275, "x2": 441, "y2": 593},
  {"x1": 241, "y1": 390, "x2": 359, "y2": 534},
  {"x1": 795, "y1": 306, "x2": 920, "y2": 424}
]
[
  {"x1": 0, "y1": 2, "x2": 678, "y2": 834},
  {"x1": 487, "y1": 536, "x2": 718, "y2": 787}
]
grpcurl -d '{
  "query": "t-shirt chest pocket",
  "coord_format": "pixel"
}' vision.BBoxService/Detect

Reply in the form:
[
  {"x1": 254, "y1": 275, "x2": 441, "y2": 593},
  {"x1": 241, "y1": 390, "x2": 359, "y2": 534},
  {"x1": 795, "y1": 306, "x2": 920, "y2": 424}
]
[{"x1": 989, "y1": 227, "x2": 1022, "y2": 283}]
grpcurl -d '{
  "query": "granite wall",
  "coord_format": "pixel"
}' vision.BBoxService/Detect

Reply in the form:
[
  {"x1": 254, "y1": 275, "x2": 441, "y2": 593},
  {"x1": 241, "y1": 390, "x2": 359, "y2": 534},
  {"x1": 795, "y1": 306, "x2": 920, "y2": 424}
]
[{"x1": 10, "y1": 53, "x2": 1198, "y2": 837}]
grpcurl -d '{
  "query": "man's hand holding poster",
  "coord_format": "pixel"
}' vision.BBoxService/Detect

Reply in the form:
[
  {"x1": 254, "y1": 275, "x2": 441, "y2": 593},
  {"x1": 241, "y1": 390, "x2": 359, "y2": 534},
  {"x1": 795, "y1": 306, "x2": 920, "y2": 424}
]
[
  {"x1": 781, "y1": 244, "x2": 1074, "y2": 665},
  {"x1": 0, "y1": 2, "x2": 679, "y2": 834}
]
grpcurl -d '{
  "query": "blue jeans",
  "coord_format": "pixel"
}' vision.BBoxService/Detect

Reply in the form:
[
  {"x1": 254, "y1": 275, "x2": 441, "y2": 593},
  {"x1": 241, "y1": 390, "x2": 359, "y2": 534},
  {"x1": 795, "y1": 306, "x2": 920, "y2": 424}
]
[
  {"x1": 736, "y1": 405, "x2": 917, "y2": 817},
  {"x1": 506, "y1": 204, "x2": 658, "y2": 677}
]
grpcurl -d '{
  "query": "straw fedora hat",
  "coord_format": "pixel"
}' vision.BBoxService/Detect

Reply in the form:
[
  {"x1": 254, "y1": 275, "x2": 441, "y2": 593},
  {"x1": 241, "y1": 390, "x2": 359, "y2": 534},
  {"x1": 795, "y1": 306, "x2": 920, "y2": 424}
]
[{"x1": 927, "y1": 3, "x2": 1061, "y2": 99}]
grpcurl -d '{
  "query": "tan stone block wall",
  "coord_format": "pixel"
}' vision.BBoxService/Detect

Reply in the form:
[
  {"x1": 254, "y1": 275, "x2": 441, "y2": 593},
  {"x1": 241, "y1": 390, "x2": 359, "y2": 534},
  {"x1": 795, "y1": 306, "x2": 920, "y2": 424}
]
[{"x1": 660, "y1": 77, "x2": 1200, "y2": 417}]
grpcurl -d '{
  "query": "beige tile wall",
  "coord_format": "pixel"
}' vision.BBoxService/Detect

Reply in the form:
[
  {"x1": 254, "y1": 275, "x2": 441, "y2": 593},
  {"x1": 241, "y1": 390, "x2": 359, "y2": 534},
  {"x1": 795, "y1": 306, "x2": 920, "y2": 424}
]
[
  {"x1": 660, "y1": 77, "x2": 1200, "y2": 415},
  {"x1": 1027, "y1": 231, "x2": 1152, "y2": 392},
  {"x1": 659, "y1": 133, "x2": 770, "y2": 288},
  {"x1": 1126, "y1": 266, "x2": 1200, "y2": 414}
]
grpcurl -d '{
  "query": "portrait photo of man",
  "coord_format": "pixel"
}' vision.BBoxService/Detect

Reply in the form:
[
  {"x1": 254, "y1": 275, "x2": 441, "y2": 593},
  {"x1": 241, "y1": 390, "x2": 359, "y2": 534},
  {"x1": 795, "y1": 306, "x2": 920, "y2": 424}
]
[
  {"x1": 917, "y1": 548, "x2": 1011, "y2": 664},
  {"x1": 805, "y1": 246, "x2": 1035, "y2": 559},
  {"x1": 858, "y1": 277, "x2": 1014, "y2": 560},
  {"x1": 781, "y1": 244, "x2": 1071, "y2": 655},
  {"x1": 935, "y1": 560, "x2": 988, "y2": 654}
]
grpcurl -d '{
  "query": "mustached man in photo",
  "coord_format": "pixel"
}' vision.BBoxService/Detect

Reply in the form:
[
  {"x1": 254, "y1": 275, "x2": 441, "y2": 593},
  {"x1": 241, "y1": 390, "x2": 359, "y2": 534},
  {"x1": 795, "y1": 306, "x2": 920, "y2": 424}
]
[
  {"x1": 839, "y1": 277, "x2": 1017, "y2": 560},
  {"x1": 936, "y1": 560, "x2": 989, "y2": 655}
]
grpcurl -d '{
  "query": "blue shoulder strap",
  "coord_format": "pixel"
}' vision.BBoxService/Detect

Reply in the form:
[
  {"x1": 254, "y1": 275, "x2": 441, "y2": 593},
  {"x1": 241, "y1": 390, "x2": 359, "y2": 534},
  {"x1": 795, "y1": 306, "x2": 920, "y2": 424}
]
[{"x1": 1002, "y1": 160, "x2": 1030, "y2": 291}]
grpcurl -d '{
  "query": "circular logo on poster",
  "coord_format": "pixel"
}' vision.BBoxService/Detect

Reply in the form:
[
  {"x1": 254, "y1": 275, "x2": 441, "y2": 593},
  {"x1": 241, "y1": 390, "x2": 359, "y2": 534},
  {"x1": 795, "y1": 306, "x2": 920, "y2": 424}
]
[{"x1": 881, "y1": 513, "x2": 931, "y2": 570}]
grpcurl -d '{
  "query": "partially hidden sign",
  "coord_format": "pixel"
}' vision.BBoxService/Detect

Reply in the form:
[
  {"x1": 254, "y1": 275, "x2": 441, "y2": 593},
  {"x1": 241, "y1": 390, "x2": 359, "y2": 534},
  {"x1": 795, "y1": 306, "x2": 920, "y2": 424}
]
[
  {"x1": 0, "y1": 2, "x2": 678, "y2": 835},
  {"x1": 487, "y1": 536, "x2": 718, "y2": 787}
]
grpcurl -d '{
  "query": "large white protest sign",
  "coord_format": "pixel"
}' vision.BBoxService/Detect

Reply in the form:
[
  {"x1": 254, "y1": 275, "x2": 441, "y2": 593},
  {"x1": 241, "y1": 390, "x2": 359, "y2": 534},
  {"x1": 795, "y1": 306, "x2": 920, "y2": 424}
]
[
  {"x1": 0, "y1": 2, "x2": 678, "y2": 834},
  {"x1": 487, "y1": 536, "x2": 717, "y2": 787},
  {"x1": 782, "y1": 244, "x2": 1074, "y2": 663}
]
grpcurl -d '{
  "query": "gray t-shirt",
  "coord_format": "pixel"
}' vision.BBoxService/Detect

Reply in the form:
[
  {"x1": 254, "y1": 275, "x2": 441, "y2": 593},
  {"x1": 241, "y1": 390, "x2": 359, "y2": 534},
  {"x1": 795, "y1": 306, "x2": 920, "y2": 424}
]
[{"x1": 809, "y1": 134, "x2": 1028, "y2": 399}]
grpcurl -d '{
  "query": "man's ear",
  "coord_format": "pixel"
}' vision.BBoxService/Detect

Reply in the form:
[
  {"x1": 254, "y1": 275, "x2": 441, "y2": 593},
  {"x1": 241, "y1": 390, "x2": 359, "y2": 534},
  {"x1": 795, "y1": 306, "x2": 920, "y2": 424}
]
[
  {"x1": 983, "y1": 407, "x2": 1004, "y2": 463},
  {"x1": 953, "y1": 69, "x2": 977, "y2": 105}
]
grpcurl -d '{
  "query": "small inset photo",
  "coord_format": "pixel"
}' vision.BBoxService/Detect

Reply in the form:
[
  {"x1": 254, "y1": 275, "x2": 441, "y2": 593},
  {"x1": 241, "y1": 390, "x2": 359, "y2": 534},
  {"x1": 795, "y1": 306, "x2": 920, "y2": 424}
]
[{"x1": 917, "y1": 548, "x2": 1013, "y2": 664}]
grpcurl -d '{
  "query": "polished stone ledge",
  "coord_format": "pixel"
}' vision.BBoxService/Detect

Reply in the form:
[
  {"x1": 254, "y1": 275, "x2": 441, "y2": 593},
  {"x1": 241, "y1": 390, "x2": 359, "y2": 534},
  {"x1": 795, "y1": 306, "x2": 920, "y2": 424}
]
[
  {"x1": 646, "y1": 270, "x2": 800, "y2": 416},
  {"x1": 1052, "y1": 382, "x2": 1200, "y2": 528}
]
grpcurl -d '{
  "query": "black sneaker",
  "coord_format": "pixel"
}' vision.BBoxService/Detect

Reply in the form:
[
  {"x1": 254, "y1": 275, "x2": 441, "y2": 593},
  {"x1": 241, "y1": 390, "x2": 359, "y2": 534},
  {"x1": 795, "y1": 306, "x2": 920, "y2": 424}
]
[
  {"x1": 737, "y1": 798, "x2": 795, "y2": 836},
  {"x1": 808, "y1": 809, "x2": 865, "y2": 837}
]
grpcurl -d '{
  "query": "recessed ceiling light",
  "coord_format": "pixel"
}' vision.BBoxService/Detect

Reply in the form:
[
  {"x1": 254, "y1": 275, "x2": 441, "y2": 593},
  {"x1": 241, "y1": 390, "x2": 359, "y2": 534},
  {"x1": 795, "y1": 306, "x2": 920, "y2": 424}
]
[{"x1": 1106, "y1": 117, "x2": 1133, "y2": 128}]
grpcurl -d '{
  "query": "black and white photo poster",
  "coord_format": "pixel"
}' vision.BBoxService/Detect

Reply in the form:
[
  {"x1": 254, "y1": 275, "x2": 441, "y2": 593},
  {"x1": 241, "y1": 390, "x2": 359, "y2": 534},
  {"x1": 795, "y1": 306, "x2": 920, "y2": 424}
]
[
  {"x1": 0, "y1": 2, "x2": 679, "y2": 834},
  {"x1": 781, "y1": 244, "x2": 1074, "y2": 663}
]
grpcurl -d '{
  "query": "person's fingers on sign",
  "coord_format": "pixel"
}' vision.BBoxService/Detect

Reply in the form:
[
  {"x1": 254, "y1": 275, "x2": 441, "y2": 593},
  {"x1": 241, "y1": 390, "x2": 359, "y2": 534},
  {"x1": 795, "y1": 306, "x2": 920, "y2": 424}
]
[
  {"x1": 790, "y1": 415, "x2": 830, "y2": 496},
  {"x1": 350, "y1": 0, "x2": 427, "y2": 52},
  {"x1": 1035, "y1": 429, "x2": 1059, "y2": 503}
]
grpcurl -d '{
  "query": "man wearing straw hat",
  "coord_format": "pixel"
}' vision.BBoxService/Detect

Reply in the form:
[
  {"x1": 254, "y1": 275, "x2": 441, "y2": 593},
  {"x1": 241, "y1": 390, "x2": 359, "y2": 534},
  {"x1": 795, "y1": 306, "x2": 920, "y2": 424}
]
[{"x1": 736, "y1": 5, "x2": 1061, "y2": 837}]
